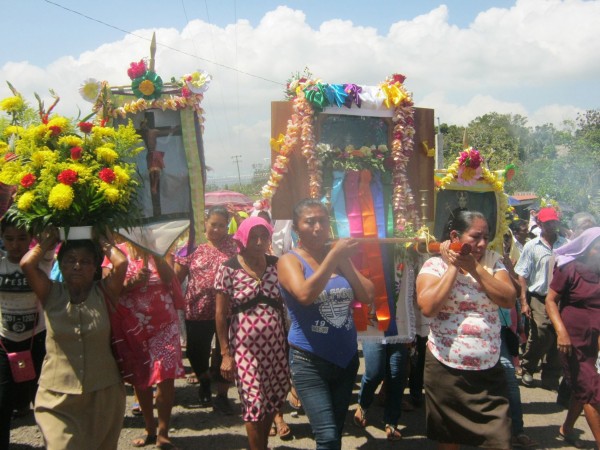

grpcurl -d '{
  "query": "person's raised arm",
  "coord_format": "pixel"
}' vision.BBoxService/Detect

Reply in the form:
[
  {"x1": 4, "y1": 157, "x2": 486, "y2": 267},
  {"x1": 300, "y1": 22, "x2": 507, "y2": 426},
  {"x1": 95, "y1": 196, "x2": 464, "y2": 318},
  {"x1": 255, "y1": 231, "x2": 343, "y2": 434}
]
[
  {"x1": 152, "y1": 254, "x2": 175, "y2": 285},
  {"x1": 461, "y1": 254, "x2": 516, "y2": 308},
  {"x1": 174, "y1": 261, "x2": 189, "y2": 285},
  {"x1": 277, "y1": 238, "x2": 360, "y2": 306},
  {"x1": 99, "y1": 231, "x2": 128, "y2": 304},
  {"x1": 417, "y1": 241, "x2": 459, "y2": 317},
  {"x1": 20, "y1": 229, "x2": 58, "y2": 305}
]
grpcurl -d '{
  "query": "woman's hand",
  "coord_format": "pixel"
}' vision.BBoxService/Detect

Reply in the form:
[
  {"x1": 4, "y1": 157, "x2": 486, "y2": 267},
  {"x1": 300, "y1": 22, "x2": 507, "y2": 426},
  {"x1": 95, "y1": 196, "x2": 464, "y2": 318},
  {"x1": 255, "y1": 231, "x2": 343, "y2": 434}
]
[
  {"x1": 329, "y1": 238, "x2": 359, "y2": 260},
  {"x1": 557, "y1": 331, "x2": 572, "y2": 355},
  {"x1": 220, "y1": 354, "x2": 235, "y2": 382},
  {"x1": 37, "y1": 227, "x2": 59, "y2": 252}
]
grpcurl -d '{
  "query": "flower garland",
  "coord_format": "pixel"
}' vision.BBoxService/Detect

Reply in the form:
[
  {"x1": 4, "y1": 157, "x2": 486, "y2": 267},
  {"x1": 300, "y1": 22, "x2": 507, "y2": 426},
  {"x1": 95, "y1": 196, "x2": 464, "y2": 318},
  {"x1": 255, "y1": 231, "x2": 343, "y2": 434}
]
[
  {"x1": 436, "y1": 146, "x2": 509, "y2": 252},
  {"x1": 256, "y1": 72, "x2": 418, "y2": 234}
]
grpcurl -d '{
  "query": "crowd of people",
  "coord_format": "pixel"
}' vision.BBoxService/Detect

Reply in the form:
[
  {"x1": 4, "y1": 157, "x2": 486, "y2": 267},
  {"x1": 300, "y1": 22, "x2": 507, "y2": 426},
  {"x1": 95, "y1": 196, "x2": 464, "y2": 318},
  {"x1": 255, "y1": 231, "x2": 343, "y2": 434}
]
[{"x1": 1, "y1": 201, "x2": 600, "y2": 450}]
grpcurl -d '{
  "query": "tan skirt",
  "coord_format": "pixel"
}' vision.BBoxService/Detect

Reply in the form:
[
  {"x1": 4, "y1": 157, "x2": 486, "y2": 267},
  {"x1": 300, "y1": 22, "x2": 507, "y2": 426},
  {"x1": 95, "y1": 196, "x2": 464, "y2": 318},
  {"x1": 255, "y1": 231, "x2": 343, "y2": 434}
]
[
  {"x1": 35, "y1": 383, "x2": 126, "y2": 450},
  {"x1": 424, "y1": 348, "x2": 511, "y2": 448}
]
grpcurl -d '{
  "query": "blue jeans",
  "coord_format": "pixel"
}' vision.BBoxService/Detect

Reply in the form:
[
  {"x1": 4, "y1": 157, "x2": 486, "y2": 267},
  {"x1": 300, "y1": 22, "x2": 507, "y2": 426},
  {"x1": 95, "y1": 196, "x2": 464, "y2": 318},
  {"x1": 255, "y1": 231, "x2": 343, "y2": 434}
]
[
  {"x1": 500, "y1": 335, "x2": 523, "y2": 435},
  {"x1": 358, "y1": 341, "x2": 409, "y2": 426},
  {"x1": 289, "y1": 347, "x2": 359, "y2": 450}
]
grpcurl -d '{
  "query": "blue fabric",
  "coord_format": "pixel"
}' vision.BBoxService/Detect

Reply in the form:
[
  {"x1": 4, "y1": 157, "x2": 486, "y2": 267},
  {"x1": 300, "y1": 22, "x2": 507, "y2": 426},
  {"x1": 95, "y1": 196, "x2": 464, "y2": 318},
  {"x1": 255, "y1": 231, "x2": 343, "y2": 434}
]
[
  {"x1": 330, "y1": 170, "x2": 349, "y2": 238},
  {"x1": 290, "y1": 348, "x2": 358, "y2": 450},
  {"x1": 281, "y1": 251, "x2": 357, "y2": 368},
  {"x1": 358, "y1": 341, "x2": 409, "y2": 425},
  {"x1": 500, "y1": 336, "x2": 524, "y2": 435}
]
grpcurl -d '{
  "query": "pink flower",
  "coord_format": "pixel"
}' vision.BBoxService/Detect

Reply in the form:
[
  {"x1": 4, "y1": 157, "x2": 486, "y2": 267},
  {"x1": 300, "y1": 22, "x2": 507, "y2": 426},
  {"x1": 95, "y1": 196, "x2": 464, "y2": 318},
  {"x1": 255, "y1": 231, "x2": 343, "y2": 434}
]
[
  {"x1": 181, "y1": 86, "x2": 191, "y2": 98},
  {"x1": 127, "y1": 59, "x2": 147, "y2": 80}
]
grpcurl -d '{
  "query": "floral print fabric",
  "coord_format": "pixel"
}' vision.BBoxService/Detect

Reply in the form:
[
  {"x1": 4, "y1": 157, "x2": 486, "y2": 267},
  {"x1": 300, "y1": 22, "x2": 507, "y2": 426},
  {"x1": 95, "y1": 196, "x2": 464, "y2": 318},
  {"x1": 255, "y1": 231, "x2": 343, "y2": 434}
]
[{"x1": 419, "y1": 256, "x2": 506, "y2": 370}]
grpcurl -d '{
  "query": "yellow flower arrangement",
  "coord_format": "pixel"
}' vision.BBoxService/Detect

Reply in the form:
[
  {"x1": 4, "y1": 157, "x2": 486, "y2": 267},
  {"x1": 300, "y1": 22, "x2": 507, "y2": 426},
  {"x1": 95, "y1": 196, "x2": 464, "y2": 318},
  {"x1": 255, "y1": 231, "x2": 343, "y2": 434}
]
[{"x1": 0, "y1": 88, "x2": 144, "y2": 234}]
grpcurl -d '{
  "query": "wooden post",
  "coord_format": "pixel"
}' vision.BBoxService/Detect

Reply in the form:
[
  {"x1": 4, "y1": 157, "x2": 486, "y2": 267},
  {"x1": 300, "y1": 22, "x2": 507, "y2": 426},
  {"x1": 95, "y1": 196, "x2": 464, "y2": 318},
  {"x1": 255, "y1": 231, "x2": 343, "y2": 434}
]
[{"x1": 149, "y1": 32, "x2": 157, "y2": 72}]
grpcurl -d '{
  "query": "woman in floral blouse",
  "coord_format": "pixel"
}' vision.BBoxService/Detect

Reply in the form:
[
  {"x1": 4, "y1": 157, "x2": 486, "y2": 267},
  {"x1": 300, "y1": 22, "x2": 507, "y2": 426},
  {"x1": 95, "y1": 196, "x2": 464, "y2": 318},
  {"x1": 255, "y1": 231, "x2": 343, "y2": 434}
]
[
  {"x1": 174, "y1": 205, "x2": 238, "y2": 414},
  {"x1": 416, "y1": 211, "x2": 516, "y2": 450}
]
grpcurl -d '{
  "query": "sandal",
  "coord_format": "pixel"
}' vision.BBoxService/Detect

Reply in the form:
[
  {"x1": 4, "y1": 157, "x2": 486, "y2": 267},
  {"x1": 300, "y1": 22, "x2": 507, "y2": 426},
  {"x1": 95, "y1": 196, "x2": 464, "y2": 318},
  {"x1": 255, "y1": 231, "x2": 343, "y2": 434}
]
[
  {"x1": 353, "y1": 406, "x2": 367, "y2": 428},
  {"x1": 269, "y1": 423, "x2": 277, "y2": 437},
  {"x1": 288, "y1": 390, "x2": 302, "y2": 410},
  {"x1": 385, "y1": 424, "x2": 402, "y2": 441},
  {"x1": 132, "y1": 434, "x2": 157, "y2": 447},
  {"x1": 131, "y1": 402, "x2": 143, "y2": 416},
  {"x1": 276, "y1": 419, "x2": 292, "y2": 440},
  {"x1": 558, "y1": 429, "x2": 584, "y2": 448},
  {"x1": 186, "y1": 374, "x2": 199, "y2": 385}
]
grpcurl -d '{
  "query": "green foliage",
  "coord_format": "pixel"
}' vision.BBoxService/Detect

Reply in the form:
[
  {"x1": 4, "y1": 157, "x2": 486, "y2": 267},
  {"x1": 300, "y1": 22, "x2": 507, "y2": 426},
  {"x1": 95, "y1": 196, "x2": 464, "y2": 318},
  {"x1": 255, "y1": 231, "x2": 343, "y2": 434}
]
[{"x1": 441, "y1": 109, "x2": 600, "y2": 217}]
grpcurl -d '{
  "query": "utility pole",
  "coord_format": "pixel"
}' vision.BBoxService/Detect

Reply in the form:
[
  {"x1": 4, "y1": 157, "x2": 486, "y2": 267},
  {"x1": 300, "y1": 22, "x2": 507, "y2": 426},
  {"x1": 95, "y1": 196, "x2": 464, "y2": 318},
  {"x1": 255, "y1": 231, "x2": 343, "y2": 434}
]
[{"x1": 231, "y1": 155, "x2": 242, "y2": 190}]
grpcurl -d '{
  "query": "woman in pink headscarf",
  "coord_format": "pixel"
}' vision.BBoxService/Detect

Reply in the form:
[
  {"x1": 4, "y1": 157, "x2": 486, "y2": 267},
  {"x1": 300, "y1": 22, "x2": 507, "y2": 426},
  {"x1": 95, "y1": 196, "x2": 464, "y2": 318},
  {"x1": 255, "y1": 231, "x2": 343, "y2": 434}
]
[
  {"x1": 546, "y1": 227, "x2": 600, "y2": 448},
  {"x1": 214, "y1": 217, "x2": 290, "y2": 450}
]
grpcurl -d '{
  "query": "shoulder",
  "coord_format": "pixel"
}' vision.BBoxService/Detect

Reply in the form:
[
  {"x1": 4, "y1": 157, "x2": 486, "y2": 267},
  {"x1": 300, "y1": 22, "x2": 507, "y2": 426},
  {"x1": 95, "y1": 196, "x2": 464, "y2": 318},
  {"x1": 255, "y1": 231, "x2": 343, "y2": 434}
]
[{"x1": 221, "y1": 254, "x2": 241, "y2": 269}]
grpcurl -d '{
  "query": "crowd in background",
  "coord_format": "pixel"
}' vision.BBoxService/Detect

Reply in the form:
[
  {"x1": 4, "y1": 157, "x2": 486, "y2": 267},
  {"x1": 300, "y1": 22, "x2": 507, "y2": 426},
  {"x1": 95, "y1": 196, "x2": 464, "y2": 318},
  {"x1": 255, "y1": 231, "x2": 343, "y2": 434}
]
[{"x1": 1, "y1": 201, "x2": 600, "y2": 450}]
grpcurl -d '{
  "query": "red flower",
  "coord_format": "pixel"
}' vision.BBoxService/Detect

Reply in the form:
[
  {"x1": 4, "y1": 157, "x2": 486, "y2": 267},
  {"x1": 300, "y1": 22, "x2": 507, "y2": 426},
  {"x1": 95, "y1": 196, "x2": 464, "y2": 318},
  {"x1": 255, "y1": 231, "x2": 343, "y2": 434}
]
[
  {"x1": 390, "y1": 74, "x2": 406, "y2": 85},
  {"x1": 20, "y1": 173, "x2": 36, "y2": 188},
  {"x1": 70, "y1": 146, "x2": 82, "y2": 160},
  {"x1": 48, "y1": 125, "x2": 62, "y2": 136},
  {"x1": 57, "y1": 169, "x2": 78, "y2": 186},
  {"x1": 100, "y1": 119, "x2": 108, "y2": 128},
  {"x1": 78, "y1": 121, "x2": 94, "y2": 134},
  {"x1": 98, "y1": 168, "x2": 116, "y2": 184},
  {"x1": 127, "y1": 59, "x2": 147, "y2": 80},
  {"x1": 181, "y1": 86, "x2": 191, "y2": 98}
]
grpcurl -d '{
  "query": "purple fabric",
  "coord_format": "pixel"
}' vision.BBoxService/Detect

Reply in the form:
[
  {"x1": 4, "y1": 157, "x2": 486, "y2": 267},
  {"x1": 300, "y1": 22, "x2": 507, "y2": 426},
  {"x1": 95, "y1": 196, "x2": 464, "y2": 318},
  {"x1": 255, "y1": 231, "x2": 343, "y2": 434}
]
[
  {"x1": 554, "y1": 226, "x2": 600, "y2": 267},
  {"x1": 232, "y1": 216, "x2": 273, "y2": 249}
]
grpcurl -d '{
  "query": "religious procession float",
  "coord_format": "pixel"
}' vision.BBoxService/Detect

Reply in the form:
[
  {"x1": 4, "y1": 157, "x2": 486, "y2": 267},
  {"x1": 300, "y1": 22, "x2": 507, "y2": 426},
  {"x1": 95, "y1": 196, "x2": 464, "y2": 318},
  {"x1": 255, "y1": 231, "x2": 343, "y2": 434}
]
[
  {"x1": 255, "y1": 70, "x2": 514, "y2": 342},
  {"x1": 0, "y1": 34, "x2": 209, "y2": 255}
]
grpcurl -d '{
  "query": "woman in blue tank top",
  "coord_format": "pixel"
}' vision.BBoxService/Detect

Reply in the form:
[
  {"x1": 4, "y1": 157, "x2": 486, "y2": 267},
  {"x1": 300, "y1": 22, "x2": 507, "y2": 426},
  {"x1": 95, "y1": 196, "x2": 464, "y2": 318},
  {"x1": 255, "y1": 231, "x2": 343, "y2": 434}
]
[{"x1": 278, "y1": 199, "x2": 374, "y2": 450}]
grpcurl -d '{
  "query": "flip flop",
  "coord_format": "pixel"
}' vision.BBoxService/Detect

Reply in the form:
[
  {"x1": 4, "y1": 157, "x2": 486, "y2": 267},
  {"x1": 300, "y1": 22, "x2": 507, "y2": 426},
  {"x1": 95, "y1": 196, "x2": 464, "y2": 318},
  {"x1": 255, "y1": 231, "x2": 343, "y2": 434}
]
[
  {"x1": 385, "y1": 424, "x2": 402, "y2": 441},
  {"x1": 131, "y1": 402, "x2": 143, "y2": 416},
  {"x1": 276, "y1": 420, "x2": 292, "y2": 440},
  {"x1": 269, "y1": 423, "x2": 277, "y2": 437},
  {"x1": 288, "y1": 391, "x2": 302, "y2": 410},
  {"x1": 186, "y1": 374, "x2": 199, "y2": 385},
  {"x1": 353, "y1": 406, "x2": 367, "y2": 428},
  {"x1": 132, "y1": 434, "x2": 157, "y2": 447},
  {"x1": 558, "y1": 430, "x2": 584, "y2": 448}
]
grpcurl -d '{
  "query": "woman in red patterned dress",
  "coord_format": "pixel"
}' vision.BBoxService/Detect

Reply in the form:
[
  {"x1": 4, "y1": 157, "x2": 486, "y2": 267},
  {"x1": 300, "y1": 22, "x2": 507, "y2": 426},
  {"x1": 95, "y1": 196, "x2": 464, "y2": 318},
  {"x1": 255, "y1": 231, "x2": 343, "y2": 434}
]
[
  {"x1": 173, "y1": 205, "x2": 238, "y2": 413},
  {"x1": 103, "y1": 242, "x2": 185, "y2": 449},
  {"x1": 215, "y1": 217, "x2": 290, "y2": 450}
]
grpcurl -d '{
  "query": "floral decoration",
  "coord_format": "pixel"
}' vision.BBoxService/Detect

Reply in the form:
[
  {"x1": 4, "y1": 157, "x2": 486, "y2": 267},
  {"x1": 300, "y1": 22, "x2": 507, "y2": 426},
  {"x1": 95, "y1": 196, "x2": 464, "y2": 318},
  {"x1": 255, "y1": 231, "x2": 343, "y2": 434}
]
[
  {"x1": 131, "y1": 70, "x2": 163, "y2": 101},
  {"x1": 315, "y1": 143, "x2": 391, "y2": 173},
  {"x1": 0, "y1": 87, "x2": 144, "y2": 234},
  {"x1": 436, "y1": 147, "x2": 510, "y2": 252},
  {"x1": 257, "y1": 71, "x2": 418, "y2": 233}
]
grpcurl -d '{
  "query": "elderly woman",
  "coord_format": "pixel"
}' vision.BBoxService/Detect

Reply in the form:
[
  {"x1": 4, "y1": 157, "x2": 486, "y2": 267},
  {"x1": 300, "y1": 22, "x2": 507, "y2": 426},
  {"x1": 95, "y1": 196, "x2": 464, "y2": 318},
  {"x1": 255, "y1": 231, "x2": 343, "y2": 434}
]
[
  {"x1": 20, "y1": 230, "x2": 127, "y2": 450},
  {"x1": 278, "y1": 199, "x2": 375, "y2": 450},
  {"x1": 215, "y1": 216, "x2": 290, "y2": 450},
  {"x1": 416, "y1": 211, "x2": 516, "y2": 450},
  {"x1": 546, "y1": 227, "x2": 600, "y2": 448}
]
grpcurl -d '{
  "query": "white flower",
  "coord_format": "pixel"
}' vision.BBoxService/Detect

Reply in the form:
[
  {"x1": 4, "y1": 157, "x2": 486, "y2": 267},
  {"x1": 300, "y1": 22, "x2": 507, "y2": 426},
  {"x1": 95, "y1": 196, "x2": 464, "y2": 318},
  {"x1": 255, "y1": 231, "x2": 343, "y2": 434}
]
[{"x1": 79, "y1": 78, "x2": 102, "y2": 103}]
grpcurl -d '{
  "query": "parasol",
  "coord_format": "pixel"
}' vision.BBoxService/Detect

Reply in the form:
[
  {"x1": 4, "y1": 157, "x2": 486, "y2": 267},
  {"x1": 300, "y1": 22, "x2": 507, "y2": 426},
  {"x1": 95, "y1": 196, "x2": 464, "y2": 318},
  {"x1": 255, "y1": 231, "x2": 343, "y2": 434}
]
[{"x1": 205, "y1": 190, "x2": 253, "y2": 208}]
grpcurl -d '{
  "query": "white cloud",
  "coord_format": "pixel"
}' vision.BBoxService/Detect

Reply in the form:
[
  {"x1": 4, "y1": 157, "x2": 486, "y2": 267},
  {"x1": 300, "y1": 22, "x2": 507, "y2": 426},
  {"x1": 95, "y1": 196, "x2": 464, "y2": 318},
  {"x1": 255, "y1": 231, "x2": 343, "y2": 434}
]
[{"x1": 1, "y1": 1, "x2": 598, "y2": 177}]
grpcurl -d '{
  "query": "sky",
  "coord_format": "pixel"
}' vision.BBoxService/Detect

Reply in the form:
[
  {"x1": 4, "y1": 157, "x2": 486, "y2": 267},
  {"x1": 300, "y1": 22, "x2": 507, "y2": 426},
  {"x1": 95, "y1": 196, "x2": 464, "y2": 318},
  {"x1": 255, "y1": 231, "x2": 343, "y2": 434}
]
[{"x1": 1, "y1": 0, "x2": 599, "y2": 179}]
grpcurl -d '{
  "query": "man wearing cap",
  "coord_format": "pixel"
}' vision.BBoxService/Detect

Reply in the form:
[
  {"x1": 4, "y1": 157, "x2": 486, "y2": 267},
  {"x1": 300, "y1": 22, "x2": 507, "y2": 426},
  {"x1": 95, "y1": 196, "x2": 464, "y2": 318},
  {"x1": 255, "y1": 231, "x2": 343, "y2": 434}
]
[{"x1": 515, "y1": 207, "x2": 568, "y2": 389}]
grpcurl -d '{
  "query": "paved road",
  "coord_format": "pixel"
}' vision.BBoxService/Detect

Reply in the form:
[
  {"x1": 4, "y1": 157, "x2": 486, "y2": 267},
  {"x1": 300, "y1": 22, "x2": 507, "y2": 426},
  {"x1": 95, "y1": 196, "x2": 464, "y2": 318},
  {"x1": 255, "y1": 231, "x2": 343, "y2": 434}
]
[{"x1": 10, "y1": 357, "x2": 594, "y2": 449}]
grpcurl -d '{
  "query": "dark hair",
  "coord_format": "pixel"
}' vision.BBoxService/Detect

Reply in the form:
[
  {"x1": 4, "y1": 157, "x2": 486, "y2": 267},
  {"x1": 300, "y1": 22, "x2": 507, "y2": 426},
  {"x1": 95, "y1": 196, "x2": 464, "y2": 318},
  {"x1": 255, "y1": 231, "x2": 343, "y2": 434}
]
[
  {"x1": 292, "y1": 198, "x2": 327, "y2": 228},
  {"x1": 0, "y1": 216, "x2": 29, "y2": 235},
  {"x1": 509, "y1": 219, "x2": 528, "y2": 233},
  {"x1": 257, "y1": 210, "x2": 271, "y2": 223},
  {"x1": 206, "y1": 205, "x2": 230, "y2": 222},
  {"x1": 442, "y1": 210, "x2": 487, "y2": 240},
  {"x1": 57, "y1": 239, "x2": 102, "y2": 265}
]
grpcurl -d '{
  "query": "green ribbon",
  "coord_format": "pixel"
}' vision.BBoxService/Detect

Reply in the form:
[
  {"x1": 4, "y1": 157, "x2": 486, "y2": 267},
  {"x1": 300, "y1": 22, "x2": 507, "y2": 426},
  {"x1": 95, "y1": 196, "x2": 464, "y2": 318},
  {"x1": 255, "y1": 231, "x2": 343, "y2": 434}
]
[
  {"x1": 131, "y1": 71, "x2": 164, "y2": 100},
  {"x1": 303, "y1": 83, "x2": 329, "y2": 112}
]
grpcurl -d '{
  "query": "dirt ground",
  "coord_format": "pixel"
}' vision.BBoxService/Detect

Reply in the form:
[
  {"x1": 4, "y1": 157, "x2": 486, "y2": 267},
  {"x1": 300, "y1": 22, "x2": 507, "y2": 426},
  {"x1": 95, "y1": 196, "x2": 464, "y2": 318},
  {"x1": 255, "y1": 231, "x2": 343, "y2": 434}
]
[{"x1": 10, "y1": 354, "x2": 596, "y2": 449}]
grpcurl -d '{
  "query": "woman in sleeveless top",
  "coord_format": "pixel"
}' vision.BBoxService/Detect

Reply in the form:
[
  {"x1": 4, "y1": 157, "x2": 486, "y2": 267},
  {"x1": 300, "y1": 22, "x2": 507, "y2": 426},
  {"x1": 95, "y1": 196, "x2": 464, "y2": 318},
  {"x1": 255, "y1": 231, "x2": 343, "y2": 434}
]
[{"x1": 278, "y1": 199, "x2": 374, "y2": 450}]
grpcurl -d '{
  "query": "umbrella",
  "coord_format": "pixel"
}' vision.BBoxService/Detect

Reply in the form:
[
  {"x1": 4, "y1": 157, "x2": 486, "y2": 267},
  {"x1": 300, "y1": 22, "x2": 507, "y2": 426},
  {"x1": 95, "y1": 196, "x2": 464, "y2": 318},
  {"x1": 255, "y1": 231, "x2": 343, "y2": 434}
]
[{"x1": 205, "y1": 190, "x2": 253, "y2": 208}]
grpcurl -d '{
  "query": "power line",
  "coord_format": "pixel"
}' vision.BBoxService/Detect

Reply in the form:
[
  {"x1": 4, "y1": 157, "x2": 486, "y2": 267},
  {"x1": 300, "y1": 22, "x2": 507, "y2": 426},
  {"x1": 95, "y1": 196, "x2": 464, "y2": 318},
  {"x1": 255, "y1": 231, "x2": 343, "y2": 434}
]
[
  {"x1": 43, "y1": 0, "x2": 282, "y2": 86},
  {"x1": 231, "y1": 155, "x2": 243, "y2": 190}
]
